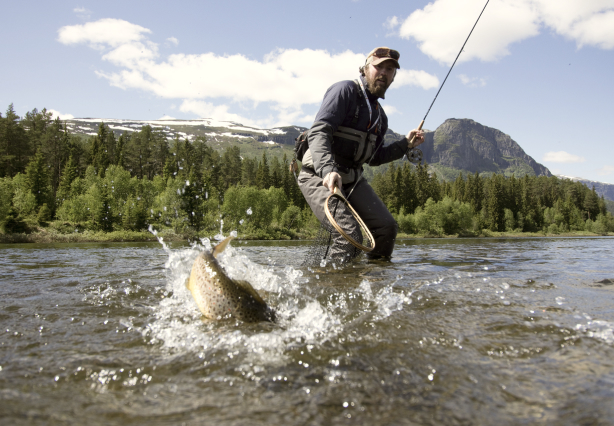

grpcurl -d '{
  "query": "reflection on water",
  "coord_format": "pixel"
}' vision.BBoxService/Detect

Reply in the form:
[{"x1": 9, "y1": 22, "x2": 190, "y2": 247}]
[{"x1": 1, "y1": 237, "x2": 614, "y2": 425}]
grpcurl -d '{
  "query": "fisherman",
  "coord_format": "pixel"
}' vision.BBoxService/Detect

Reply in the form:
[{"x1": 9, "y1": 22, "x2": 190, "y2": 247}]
[{"x1": 298, "y1": 47, "x2": 425, "y2": 260}]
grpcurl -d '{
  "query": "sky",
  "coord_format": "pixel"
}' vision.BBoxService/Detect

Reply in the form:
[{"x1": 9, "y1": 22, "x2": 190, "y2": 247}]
[{"x1": 2, "y1": 0, "x2": 613, "y2": 183}]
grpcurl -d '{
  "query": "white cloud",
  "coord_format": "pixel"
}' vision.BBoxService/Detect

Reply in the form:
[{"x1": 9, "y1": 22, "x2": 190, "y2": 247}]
[
  {"x1": 379, "y1": 104, "x2": 400, "y2": 115},
  {"x1": 58, "y1": 18, "x2": 152, "y2": 50},
  {"x1": 597, "y1": 165, "x2": 614, "y2": 176},
  {"x1": 543, "y1": 151, "x2": 586, "y2": 163},
  {"x1": 384, "y1": 16, "x2": 400, "y2": 31},
  {"x1": 535, "y1": 0, "x2": 614, "y2": 49},
  {"x1": 166, "y1": 37, "x2": 179, "y2": 46},
  {"x1": 73, "y1": 7, "x2": 91, "y2": 20},
  {"x1": 57, "y1": 18, "x2": 439, "y2": 126},
  {"x1": 393, "y1": 69, "x2": 439, "y2": 90},
  {"x1": 458, "y1": 74, "x2": 487, "y2": 87},
  {"x1": 47, "y1": 109, "x2": 75, "y2": 120},
  {"x1": 396, "y1": 0, "x2": 614, "y2": 65}
]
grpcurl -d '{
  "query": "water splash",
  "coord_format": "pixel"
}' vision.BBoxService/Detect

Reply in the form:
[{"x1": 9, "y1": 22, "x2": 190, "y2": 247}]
[{"x1": 141, "y1": 239, "x2": 339, "y2": 363}]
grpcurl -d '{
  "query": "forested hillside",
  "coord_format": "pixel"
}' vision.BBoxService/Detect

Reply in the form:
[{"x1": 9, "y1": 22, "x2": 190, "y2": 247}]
[{"x1": 1, "y1": 104, "x2": 613, "y2": 239}]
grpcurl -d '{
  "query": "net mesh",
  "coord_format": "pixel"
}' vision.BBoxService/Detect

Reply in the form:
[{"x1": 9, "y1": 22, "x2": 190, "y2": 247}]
[{"x1": 303, "y1": 195, "x2": 370, "y2": 267}]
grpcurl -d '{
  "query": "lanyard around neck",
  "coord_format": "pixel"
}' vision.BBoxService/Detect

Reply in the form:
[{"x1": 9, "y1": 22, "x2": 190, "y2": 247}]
[{"x1": 357, "y1": 77, "x2": 379, "y2": 132}]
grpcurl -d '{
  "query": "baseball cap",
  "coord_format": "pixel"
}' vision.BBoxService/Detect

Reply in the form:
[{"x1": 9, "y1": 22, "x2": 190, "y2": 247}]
[{"x1": 365, "y1": 47, "x2": 400, "y2": 69}]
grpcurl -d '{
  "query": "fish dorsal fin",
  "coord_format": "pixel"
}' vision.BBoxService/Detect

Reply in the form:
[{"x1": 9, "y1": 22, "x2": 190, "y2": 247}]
[
  {"x1": 234, "y1": 280, "x2": 266, "y2": 305},
  {"x1": 212, "y1": 236, "x2": 235, "y2": 258}
]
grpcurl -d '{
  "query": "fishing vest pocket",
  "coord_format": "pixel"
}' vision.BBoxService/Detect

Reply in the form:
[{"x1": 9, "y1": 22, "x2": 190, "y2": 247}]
[{"x1": 332, "y1": 126, "x2": 378, "y2": 169}]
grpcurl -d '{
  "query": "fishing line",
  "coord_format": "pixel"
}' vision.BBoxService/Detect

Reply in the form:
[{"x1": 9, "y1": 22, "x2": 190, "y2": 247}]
[
  {"x1": 408, "y1": 0, "x2": 490, "y2": 147},
  {"x1": 349, "y1": 0, "x2": 490, "y2": 197}
]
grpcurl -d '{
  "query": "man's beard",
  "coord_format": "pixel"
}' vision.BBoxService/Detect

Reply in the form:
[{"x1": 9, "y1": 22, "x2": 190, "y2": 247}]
[{"x1": 366, "y1": 73, "x2": 391, "y2": 98}]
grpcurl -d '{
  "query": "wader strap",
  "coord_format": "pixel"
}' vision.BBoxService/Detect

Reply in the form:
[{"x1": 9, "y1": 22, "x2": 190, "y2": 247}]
[
  {"x1": 350, "y1": 80, "x2": 362, "y2": 128},
  {"x1": 357, "y1": 77, "x2": 380, "y2": 132}
]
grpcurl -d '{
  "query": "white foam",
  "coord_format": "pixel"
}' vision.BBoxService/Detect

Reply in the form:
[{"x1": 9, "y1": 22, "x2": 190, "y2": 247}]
[{"x1": 575, "y1": 319, "x2": 614, "y2": 344}]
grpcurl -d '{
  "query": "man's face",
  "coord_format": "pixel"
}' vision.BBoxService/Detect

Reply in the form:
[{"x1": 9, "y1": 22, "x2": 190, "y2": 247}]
[{"x1": 365, "y1": 61, "x2": 397, "y2": 98}]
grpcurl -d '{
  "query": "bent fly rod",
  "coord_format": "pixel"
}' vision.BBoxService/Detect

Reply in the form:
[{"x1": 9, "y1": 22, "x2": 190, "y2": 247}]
[{"x1": 407, "y1": 0, "x2": 490, "y2": 164}]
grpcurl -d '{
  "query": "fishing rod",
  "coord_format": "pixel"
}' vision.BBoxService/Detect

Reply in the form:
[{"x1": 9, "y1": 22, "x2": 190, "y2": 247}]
[
  {"x1": 406, "y1": 0, "x2": 490, "y2": 164},
  {"x1": 318, "y1": 0, "x2": 491, "y2": 260}
]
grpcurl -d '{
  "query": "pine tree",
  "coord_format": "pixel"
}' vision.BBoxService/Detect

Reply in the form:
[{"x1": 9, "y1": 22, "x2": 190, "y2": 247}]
[
  {"x1": 57, "y1": 155, "x2": 78, "y2": 204},
  {"x1": 241, "y1": 157, "x2": 258, "y2": 187},
  {"x1": 280, "y1": 153, "x2": 294, "y2": 201},
  {"x1": 0, "y1": 104, "x2": 30, "y2": 177},
  {"x1": 415, "y1": 163, "x2": 430, "y2": 207},
  {"x1": 270, "y1": 156, "x2": 283, "y2": 189},
  {"x1": 486, "y1": 174, "x2": 505, "y2": 231},
  {"x1": 106, "y1": 130, "x2": 117, "y2": 166},
  {"x1": 40, "y1": 117, "x2": 70, "y2": 195},
  {"x1": 92, "y1": 182, "x2": 113, "y2": 232},
  {"x1": 25, "y1": 149, "x2": 50, "y2": 208},
  {"x1": 116, "y1": 134, "x2": 126, "y2": 167},
  {"x1": 221, "y1": 146, "x2": 242, "y2": 189},
  {"x1": 22, "y1": 107, "x2": 53, "y2": 152},
  {"x1": 452, "y1": 173, "x2": 465, "y2": 203},
  {"x1": 91, "y1": 123, "x2": 110, "y2": 178},
  {"x1": 256, "y1": 151, "x2": 271, "y2": 189},
  {"x1": 583, "y1": 186, "x2": 600, "y2": 220},
  {"x1": 427, "y1": 168, "x2": 442, "y2": 203},
  {"x1": 163, "y1": 156, "x2": 176, "y2": 182},
  {"x1": 471, "y1": 172, "x2": 484, "y2": 213}
]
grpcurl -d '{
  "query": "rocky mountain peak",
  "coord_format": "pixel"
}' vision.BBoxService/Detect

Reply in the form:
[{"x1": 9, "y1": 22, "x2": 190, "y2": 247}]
[{"x1": 418, "y1": 118, "x2": 551, "y2": 178}]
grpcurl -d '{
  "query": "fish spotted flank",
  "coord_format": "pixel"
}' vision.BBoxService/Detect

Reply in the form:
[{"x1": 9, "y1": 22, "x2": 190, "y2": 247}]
[{"x1": 187, "y1": 237, "x2": 275, "y2": 322}]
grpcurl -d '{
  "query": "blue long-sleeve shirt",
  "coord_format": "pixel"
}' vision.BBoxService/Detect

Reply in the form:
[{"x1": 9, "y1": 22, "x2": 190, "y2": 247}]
[{"x1": 307, "y1": 75, "x2": 409, "y2": 178}]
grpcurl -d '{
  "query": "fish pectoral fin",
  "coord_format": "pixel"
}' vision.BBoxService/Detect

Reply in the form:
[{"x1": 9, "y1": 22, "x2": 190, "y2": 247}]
[
  {"x1": 233, "y1": 280, "x2": 266, "y2": 305},
  {"x1": 212, "y1": 236, "x2": 235, "y2": 258}
]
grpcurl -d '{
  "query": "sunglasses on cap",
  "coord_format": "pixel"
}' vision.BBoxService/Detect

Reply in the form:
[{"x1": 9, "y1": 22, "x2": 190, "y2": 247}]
[{"x1": 370, "y1": 48, "x2": 400, "y2": 61}]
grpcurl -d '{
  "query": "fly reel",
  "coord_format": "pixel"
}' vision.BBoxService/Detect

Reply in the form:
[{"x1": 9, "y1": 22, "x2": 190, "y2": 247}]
[{"x1": 406, "y1": 148, "x2": 423, "y2": 164}]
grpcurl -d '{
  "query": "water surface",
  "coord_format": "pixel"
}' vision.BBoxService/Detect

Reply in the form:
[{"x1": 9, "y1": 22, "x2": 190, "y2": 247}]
[{"x1": 1, "y1": 237, "x2": 613, "y2": 425}]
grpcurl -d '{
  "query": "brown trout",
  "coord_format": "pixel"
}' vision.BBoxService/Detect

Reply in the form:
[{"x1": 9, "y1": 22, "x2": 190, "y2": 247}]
[{"x1": 186, "y1": 237, "x2": 275, "y2": 322}]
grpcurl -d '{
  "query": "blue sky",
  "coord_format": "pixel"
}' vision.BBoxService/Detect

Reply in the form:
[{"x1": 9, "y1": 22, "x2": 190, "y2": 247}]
[{"x1": 2, "y1": 0, "x2": 613, "y2": 183}]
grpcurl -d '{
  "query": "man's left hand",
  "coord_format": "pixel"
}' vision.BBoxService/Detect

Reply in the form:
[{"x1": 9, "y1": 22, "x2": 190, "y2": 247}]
[{"x1": 406, "y1": 128, "x2": 425, "y2": 149}]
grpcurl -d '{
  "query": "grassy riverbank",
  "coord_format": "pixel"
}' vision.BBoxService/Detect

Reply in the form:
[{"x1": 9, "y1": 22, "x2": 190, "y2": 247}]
[{"x1": 1, "y1": 225, "x2": 611, "y2": 244}]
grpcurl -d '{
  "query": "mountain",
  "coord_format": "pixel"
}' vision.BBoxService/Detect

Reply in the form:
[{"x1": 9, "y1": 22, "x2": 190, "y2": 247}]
[
  {"x1": 65, "y1": 117, "x2": 306, "y2": 161},
  {"x1": 555, "y1": 175, "x2": 614, "y2": 202},
  {"x1": 65, "y1": 116, "x2": 551, "y2": 180},
  {"x1": 384, "y1": 118, "x2": 551, "y2": 180}
]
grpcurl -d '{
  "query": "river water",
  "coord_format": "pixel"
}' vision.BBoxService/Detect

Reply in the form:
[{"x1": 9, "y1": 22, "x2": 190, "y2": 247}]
[{"x1": 1, "y1": 237, "x2": 613, "y2": 425}]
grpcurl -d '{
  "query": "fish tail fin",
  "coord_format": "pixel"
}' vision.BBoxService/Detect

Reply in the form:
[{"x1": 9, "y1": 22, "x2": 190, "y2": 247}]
[{"x1": 212, "y1": 236, "x2": 235, "y2": 258}]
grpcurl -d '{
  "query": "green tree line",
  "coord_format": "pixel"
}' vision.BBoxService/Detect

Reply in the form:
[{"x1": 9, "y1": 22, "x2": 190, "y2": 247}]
[
  {"x1": 371, "y1": 162, "x2": 614, "y2": 235},
  {"x1": 1, "y1": 103, "x2": 613, "y2": 238},
  {"x1": 0, "y1": 104, "x2": 309, "y2": 237}
]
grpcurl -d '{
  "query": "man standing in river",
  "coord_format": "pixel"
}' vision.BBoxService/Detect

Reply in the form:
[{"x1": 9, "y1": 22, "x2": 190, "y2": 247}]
[{"x1": 298, "y1": 47, "x2": 425, "y2": 260}]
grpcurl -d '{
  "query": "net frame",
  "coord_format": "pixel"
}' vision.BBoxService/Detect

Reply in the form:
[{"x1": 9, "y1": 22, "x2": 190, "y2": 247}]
[{"x1": 324, "y1": 187, "x2": 374, "y2": 253}]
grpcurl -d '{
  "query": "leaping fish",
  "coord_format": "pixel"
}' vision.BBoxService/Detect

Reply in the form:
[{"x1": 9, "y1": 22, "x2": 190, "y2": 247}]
[{"x1": 186, "y1": 237, "x2": 275, "y2": 322}]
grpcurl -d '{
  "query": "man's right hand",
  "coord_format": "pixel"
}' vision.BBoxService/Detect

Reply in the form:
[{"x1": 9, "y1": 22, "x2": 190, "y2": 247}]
[{"x1": 323, "y1": 172, "x2": 342, "y2": 193}]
